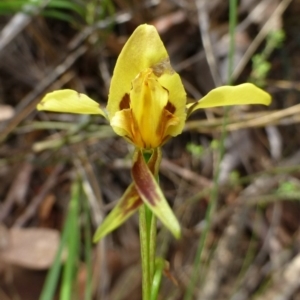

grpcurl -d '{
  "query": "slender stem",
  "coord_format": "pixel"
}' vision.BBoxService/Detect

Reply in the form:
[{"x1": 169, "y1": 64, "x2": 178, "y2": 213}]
[
  {"x1": 228, "y1": 0, "x2": 238, "y2": 84},
  {"x1": 149, "y1": 211, "x2": 156, "y2": 280},
  {"x1": 139, "y1": 204, "x2": 151, "y2": 300},
  {"x1": 139, "y1": 150, "x2": 158, "y2": 300}
]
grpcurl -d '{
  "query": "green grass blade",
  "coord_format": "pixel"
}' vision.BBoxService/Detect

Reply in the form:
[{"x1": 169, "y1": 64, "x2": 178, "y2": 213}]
[
  {"x1": 228, "y1": 0, "x2": 238, "y2": 84},
  {"x1": 150, "y1": 258, "x2": 165, "y2": 300},
  {"x1": 39, "y1": 180, "x2": 79, "y2": 300},
  {"x1": 0, "y1": 1, "x2": 35, "y2": 14},
  {"x1": 39, "y1": 228, "x2": 67, "y2": 300},
  {"x1": 47, "y1": 0, "x2": 85, "y2": 17},
  {"x1": 60, "y1": 179, "x2": 81, "y2": 300},
  {"x1": 83, "y1": 191, "x2": 92, "y2": 300},
  {"x1": 41, "y1": 9, "x2": 78, "y2": 23}
]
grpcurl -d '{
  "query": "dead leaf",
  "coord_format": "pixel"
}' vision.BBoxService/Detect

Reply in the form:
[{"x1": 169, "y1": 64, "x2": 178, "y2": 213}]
[
  {"x1": 0, "y1": 228, "x2": 60, "y2": 270},
  {"x1": 0, "y1": 105, "x2": 14, "y2": 121}
]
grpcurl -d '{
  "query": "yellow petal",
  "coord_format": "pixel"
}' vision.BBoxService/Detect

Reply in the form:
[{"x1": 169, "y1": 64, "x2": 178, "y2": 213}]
[
  {"x1": 107, "y1": 24, "x2": 170, "y2": 119},
  {"x1": 130, "y1": 69, "x2": 169, "y2": 148},
  {"x1": 187, "y1": 83, "x2": 271, "y2": 115},
  {"x1": 110, "y1": 108, "x2": 145, "y2": 147},
  {"x1": 37, "y1": 90, "x2": 106, "y2": 117},
  {"x1": 158, "y1": 73, "x2": 186, "y2": 137}
]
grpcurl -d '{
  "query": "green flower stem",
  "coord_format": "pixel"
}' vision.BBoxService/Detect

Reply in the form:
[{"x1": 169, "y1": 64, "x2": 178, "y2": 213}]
[
  {"x1": 149, "y1": 211, "x2": 156, "y2": 281},
  {"x1": 139, "y1": 204, "x2": 151, "y2": 300},
  {"x1": 140, "y1": 198, "x2": 159, "y2": 300},
  {"x1": 139, "y1": 151, "x2": 160, "y2": 300}
]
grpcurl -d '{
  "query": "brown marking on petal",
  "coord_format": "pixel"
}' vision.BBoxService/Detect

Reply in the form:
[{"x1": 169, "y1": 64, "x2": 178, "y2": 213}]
[
  {"x1": 130, "y1": 110, "x2": 146, "y2": 148},
  {"x1": 155, "y1": 111, "x2": 166, "y2": 144},
  {"x1": 152, "y1": 58, "x2": 174, "y2": 77},
  {"x1": 119, "y1": 185, "x2": 138, "y2": 209},
  {"x1": 147, "y1": 150, "x2": 157, "y2": 174},
  {"x1": 132, "y1": 152, "x2": 159, "y2": 206},
  {"x1": 119, "y1": 93, "x2": 130, "y2": 110},
  {"x1": 120, "y1": 150, "x2": 161, "y2": 216},
  {"x1": 122, "y1": 197, "x2": 143, "y2": 216},
  {"x1": 119, "y1": 185, "x2": 143, "y2": 216},
  {"x1": 147, "y1": 148, "x2": 162, "y2": 176},
  {"x1": 165, "y1": 101, "x2": 176, "y2": 114},
  {"x1": 112, "y1": 109, "x2": 132, "y2": 138},
  {"x1": 124, "y1": 135, "x2": 133, "y2": 143},
  {"x1": 155, "y1": 106, "x2": 175, "y2": 141}
]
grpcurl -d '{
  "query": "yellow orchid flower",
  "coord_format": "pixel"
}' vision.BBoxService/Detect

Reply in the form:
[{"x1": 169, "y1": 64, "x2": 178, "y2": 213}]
[{"x1": 37, "y1": 24, "x2": 271, "y2": 241}]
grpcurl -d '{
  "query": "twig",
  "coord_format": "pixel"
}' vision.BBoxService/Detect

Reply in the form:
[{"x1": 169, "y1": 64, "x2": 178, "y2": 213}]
[
  {"x1": 161, "y1": 158, "x2": 212, "y2": 187},
  {"x1": 184, "y1": 103, "x2": 300, "y2": 133},
  {"x1": 74, "y1": 151, "x2": 109, "y2": 300},
  {"x1": 0, "y1": 46, "x2": 86, "y2": 142},
  {"x1": 0, "y1": 8, "x2": 137, "y2": 142},
  {"x1": 196, "y1": 0, "x2": 222, "y2": 86},
  {"x1": 0, "y1": 161, "x2": 33, "y2": 222},
  {"x1": 198, "y1": 176, "x2": 279, "y2": 300},
  {"x1": 0, "y1": 0, "x2": 50, "y2": 53},
  {"x1": 232, "y1": 0, "x2": 293, "y2": 81},
  {"x1": 13, "y1": 164, "x2": 63, "y2": 227},
  {"x1": 255, "y1": 253, "x2": 300, "y2": 300}
]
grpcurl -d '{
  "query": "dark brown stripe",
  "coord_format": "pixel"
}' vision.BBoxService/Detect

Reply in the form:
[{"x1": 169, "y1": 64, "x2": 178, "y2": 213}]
[
  {"x1": 165, "y1": 101, "x2": 176, "y2": 114},
  {"x1": 119, "y1": 93, "x2": 130, "y2": 110}
]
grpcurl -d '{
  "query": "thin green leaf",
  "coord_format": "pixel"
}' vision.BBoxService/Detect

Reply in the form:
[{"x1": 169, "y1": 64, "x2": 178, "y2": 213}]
[
  {"x1": 39, "y1": 178, "x2": 79, "y2": 300},
  {"x1": 41, "y1": 9, "x2": 77, "y2": 23},
  {"x1": 47, "y1": 0, "x2": 85, "y2": 17},
  {"x1": 0, "y1": 1, "x2": 33, "y2": 14},
  {"x1": 83, "y1": 192, "x2": 92, "y2": 300},
  {"x1": 60, "y1": 179, "x2": 81, "y2": 300},
  {"x1": 150, "y1": 258, "x2": 166, "y2": 300},
  {"x1": 39, "y1": 227, "x2": 67, "y2": 300}
]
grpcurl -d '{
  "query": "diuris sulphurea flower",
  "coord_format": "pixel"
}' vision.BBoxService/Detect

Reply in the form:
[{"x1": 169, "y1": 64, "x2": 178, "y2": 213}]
[{"x1": 37, "y1": 24, "x2": 271, "y2": 241}]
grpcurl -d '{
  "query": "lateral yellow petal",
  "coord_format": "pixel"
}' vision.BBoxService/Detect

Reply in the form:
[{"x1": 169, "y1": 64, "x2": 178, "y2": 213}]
[
  {"x1": 132, "y1": 150, "x2": 181, "y2": 239},
  {"x1": 37, "y1": 90, "x2": 106, "y2": 117},
  {"x1": 187, "y1": 83, "x2": 271, "y2": 115},
  {"x1": 158, "y1": 72, "x2": 186, "y2": 137},
  {"x1": 107, "y1": 24, "x2": 170, "y2": 119},
  {"x1": 110, "y1": 109, "x2": 145, "y2": 147},
  {"x1": 110, "y1": 109, "x2": 134, "y2": 138}
]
